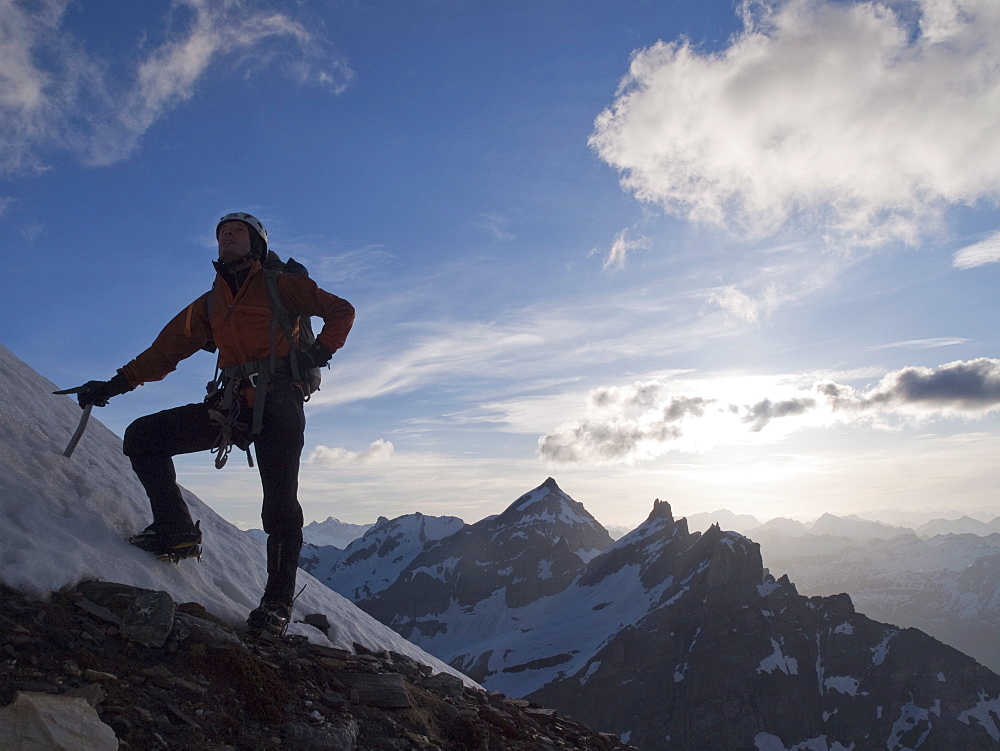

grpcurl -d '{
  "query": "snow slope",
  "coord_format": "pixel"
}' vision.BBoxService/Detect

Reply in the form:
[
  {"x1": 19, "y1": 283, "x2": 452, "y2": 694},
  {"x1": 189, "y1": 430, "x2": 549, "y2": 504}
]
[{"x1": 0, "y1": 343, "x2": 472, "y2": 684}]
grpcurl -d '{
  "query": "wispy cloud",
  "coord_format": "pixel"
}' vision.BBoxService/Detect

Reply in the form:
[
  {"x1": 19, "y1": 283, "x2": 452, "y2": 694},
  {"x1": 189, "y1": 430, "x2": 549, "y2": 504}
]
[
  {"x1": 599, "y1": 228, "x2": 650, "y2": 270},
  {"x1": 300, "y1": 246, "x2": 395, "y2": 285},
  {"x1": 471, "y1": 213, "x2": 515, "y2": 242},
  {"x1": 953, "y1": 230, "x2": 1000, "y2": 269},
  {"x1": 538, "y1": 359, "x2": 1000, "y2": 465},
  {"x1": 590, "y1": 0, "x2": 1000, "y2": 248},
  {"x1": 867, "y1": 337, "x2": 968, "y2": 351},
  {"x1": 313, "y1": 240, "x2": 851, "y2": 410},
  {"x1": 0, "y1": 0, "x2": 352, "y2": 176}
]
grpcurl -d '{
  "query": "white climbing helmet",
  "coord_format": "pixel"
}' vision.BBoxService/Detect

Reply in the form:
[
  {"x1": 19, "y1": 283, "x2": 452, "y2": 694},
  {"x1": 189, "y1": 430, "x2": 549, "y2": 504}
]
[{"x1": 216, "y1": 212, "x2": 268, "y2": 254}]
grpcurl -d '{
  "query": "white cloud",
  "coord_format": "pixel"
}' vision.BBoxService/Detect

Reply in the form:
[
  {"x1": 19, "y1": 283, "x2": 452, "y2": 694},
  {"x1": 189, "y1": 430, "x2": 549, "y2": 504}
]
[
  {"x1": 590, "y1": 0, "x2": 1000, "y2": 248},
  {"x1": 538, "y1": 359, "x2": 1000, "y2": 465},
  {"x1": 953, "y1": 230, "x2": 1000, "y2": 269},
  {"x1": 309, "y1": 439, "x2": 395, "y2": 466},
  {"x1": 0, "y1": 0, "x2": 353, "y2": 175}
]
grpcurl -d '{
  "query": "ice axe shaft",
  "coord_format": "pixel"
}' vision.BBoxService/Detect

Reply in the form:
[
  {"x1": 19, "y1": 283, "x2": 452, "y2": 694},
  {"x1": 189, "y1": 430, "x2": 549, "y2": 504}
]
[
  {"x1": 62, "y1": 403, "x2": 93, "y2": 457},
  {"x1": 54, "y1": 385, "x2": 96, "y2": 458}
]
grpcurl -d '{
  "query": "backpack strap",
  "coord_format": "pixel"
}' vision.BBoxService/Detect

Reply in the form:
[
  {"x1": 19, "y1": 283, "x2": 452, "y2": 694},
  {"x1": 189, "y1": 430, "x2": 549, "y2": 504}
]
[
  {"x1": 236, "y1": 268, "x2": 299, "y2": 435},
  {"x1": 264, "y1": 269, "x2": 303, "y2": 385},
  {"x1": 200, "y1": 287, "x2": 218, "y2": 353}
]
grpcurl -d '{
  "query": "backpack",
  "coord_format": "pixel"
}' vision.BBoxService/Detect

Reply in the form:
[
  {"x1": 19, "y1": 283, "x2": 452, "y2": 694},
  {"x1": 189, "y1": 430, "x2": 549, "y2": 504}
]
[
  {"x1": 261, "y1": 253, "x2": 322, "y2": 396},
  {"x1": 203, "y1": 251, "x2": 322, "y2": 396}
]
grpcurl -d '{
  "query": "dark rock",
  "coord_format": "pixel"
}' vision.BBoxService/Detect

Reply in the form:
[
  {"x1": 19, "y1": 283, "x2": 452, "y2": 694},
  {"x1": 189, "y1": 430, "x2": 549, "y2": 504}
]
[
  {"x1": 280, "y1": 718, "x2": 359, "y2": 750},
  {"x1": 303, "y1": 613, "x2": 332, "y2": 634},
  {"x1": 423, "y1": 671, "x2": 465, "y2": 699},
  {"x1": 171, "y1": 611, "x2": 245, "y2": 652},
  {"x1": 73, "y1": 598, "x2": 124, "y2": 626},
  {"x1": 333, "y1": 671, "x2": 411, "y2": 709},
  {"x1": 120, "y1": 589, "x2": 176, "y2": 648}
]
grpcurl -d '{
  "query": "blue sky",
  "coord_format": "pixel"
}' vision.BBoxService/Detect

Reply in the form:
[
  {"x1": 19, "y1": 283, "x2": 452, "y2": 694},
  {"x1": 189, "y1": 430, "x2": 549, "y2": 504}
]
[{"x1": 3, "y1": 0, "x2": 998, "y2": 531}]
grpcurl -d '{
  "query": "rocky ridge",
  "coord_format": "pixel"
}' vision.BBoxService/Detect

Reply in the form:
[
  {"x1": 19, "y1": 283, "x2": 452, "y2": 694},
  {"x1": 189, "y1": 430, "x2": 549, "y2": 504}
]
[{"x1": 0, "y1": 581, "x2": 633, "y2": 751}]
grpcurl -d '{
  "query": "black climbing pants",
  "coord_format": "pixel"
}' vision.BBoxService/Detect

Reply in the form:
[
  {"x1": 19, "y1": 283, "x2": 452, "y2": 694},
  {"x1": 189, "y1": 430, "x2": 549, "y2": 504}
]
[{"x1": 123, "y1": 385, "x2": 306, "y2": 606}]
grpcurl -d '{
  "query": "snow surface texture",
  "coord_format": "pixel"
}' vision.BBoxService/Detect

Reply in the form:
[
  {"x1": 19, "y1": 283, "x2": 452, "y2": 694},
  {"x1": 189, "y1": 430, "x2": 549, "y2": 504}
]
[{"x1": 0, "y1": 343, "x2": 473, "y2": 685}]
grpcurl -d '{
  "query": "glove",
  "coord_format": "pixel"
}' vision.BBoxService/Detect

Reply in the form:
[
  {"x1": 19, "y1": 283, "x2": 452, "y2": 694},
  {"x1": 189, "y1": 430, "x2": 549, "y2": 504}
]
[
  {"x1": 295, "y1": 341, "x2": 332, "y2": 372},
  {"x1": 55, "y1": 373, "x2": 132, "y2": 408}
]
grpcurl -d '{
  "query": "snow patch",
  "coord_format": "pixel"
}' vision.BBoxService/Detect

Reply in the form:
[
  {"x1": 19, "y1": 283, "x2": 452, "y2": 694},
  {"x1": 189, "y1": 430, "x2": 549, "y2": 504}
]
[
  {"x1": 410, "y1": 556, "x2": 461, "y2": 581},
  {"x1": 833, "y1": 622, "x2": 854, "y2": 635},
  {"x1": 755, "y1": 732, "x2": 786, "y2": 751},
  {"x1": 957, "y1": 694, "x2": 1000, "y2": 741},
  {"x1": 758, "y1": 639, "x2": 798, "y2": 676},
  {"x1": 824, "y1": 676, "x2": 860, "y2": 696},
  {"x1": 871, "y1": 629, "x2": 899, "y2": 666},
  {"x1": 580, "y1": 660, "x2": 601, "y2": 685},
  {"x1": 758, "y1": 579, "x2": 779, "y2": 597},
  {"x1": 888, "y1": 701, "x2": 932, "y2": 749},
  {"x1": 663, "y1": 585, "x2": 691, "y2": 607}
]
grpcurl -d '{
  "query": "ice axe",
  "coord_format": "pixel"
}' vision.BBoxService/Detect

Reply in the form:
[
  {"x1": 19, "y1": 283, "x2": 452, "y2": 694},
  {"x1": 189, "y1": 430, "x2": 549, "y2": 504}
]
[{"x1": 52, "y1": 387, "x2": 95, "y2": 458}]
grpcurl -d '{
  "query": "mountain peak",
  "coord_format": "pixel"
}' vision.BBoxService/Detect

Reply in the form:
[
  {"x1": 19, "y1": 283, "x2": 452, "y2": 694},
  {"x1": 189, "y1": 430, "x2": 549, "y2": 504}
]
[
  {"x1": 501, "y1": 478, "x2": 593, "y2": 523},
  {"x1": 648, "y1": 497, "x2": 674, "y2": 522}
]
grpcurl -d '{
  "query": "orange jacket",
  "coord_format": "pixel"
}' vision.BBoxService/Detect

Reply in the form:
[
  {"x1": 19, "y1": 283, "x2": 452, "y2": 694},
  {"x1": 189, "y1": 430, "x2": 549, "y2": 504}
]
[{"x1": 119, "y1": 261, "x2": 355, "y2": 388}]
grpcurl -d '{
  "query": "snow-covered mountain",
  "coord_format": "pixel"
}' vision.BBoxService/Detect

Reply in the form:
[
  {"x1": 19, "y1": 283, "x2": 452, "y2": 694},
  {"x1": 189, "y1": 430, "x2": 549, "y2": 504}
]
[
  {"x1": 247, "y1": 515, "x2": 373, "y2": 548},
  {"x1": 300, "y1": 512, "x2": 465, "y2": 600},
  {"x1": 758, "y1": 528, "x2": 1000, "y2": 675},
  {"x1": 0, "y1": 343, "x2": 471, "y2": 684},
  {"x1": 309, "y1": 478, "x2": 1000, "y2": 748}
]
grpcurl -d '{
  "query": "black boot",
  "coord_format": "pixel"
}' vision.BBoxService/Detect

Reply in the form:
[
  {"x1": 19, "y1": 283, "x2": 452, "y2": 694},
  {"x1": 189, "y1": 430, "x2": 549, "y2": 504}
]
[
  {"x1": 247, "y1": 529, "x2": 303, "y2": 635},
  {"x1": 247, "y1": 600, "x2": 291, "y2": 636},
  {"x1": 262, "y1": 529, "x2": 303, "y2": 606},
  {"x1": 129, "y1": 521, "x2": 202, "y2": 563}
]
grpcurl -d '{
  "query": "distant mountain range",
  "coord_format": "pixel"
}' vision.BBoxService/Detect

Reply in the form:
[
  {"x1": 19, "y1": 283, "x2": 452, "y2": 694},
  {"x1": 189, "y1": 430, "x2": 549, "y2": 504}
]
[
  {"x1": 300, "y1": 478, "x2": 1000, "y2": 749},
  {"x1": 247, "y1": 515, "x2": 374, "y2": 548},
  {"x1": 269, "y1": 505, "x2": 1000, "y2": 551},
  {"x1": 685, "y1": 508, "x2": 1000, "y2": 540}
]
